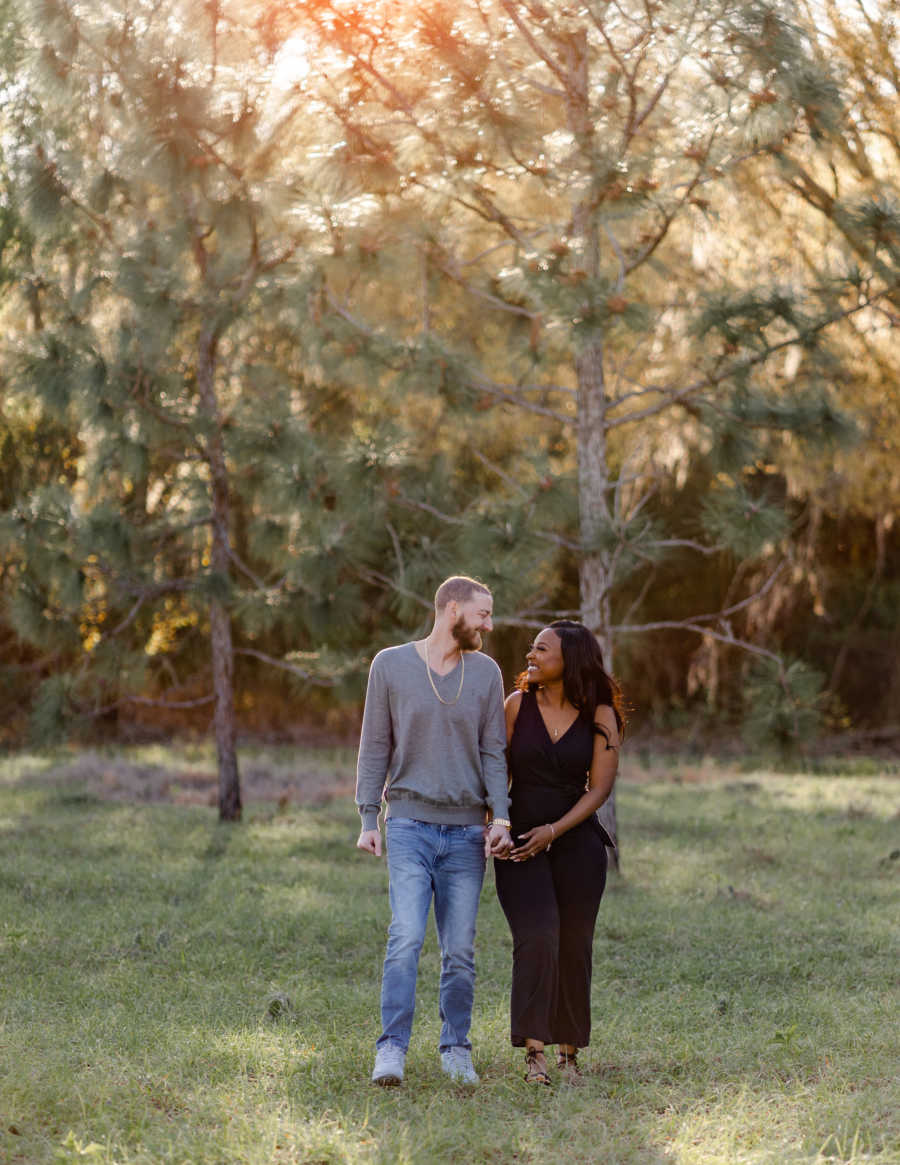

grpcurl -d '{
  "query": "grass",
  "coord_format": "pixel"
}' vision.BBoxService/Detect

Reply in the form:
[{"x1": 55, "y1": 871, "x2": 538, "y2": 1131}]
[{"x1": 1, "y1": 747, "x2": 898, "y2": 1164}]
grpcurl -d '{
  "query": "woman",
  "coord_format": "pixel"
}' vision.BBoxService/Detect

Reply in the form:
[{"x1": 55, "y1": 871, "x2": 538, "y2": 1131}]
[{"x1": 494, "y1": 620, "x2": 624, "y2": 1085}]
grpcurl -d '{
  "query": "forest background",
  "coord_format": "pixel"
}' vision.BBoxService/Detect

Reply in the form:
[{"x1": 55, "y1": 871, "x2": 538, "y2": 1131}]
[{"x1": 1, "y1": 0, "x2": 898, "y2": 819}]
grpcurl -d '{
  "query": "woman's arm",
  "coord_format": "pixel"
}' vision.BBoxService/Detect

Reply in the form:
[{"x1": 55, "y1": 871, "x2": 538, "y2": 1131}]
[
  {"x1": 584, "y1": 703, "x2": 620, "y2": 808},
  {"x1": 510, "y1": 704, "x2": 619, "y2": 860}
]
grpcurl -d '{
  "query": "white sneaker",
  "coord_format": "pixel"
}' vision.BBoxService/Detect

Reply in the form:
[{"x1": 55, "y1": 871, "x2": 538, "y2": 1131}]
[
  {"x1": 371, "y1": 1044, "x2": 405, "y2": 1086},
  {"x1": 440, "y1": 1046, "x2": 479, "y2": 1084}
]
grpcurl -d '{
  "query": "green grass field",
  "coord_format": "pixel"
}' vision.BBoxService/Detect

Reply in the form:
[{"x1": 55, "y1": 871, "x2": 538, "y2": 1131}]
[{"x1": 1, "y1": 748, "x2": 898, "y2": 1164}]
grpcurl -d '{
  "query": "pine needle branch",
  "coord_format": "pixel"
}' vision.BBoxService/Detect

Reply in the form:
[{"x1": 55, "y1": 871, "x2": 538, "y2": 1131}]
[
  {"x1": 228, "y1": 547, "x2": 278, "y2": 593},
  {"x1": 470, "y1": 448, "x2": 529, "y2": 496},
  {"x1": 324, "y1": 290, "x2": 384, "y2": 340},
  {"x1": 385, "y1": 521, "x2": 406, "y2": 581},
  {"x1": 648, "y1": 538, "x2": 722, "y2": 555},
  {"x1": 618, "y1": 565, "x2": 658, "y2": 627},
  {"x1": 432, "y1": 255, "x2": 538, "y2": 319},
  {"x1": 603, "y1": 225, "x2": 627, "y2": 293},
  {"x1": 234, "y1": 648, "x2": 338, "y2": 686},
  {"x1": 625, "y1": 137, "x2": 716, "y2": 275},
  {"x1": 394, "y1": 492, "x2": 580, "y2": 550},
  {"x1": 607, "y1": 285, "x2": 898, "y2": 430},
  {"x1": 354, "y1": 567, "x2": 434, "y2": 611},
  {"x1": 534, "y1": 529, "x2": 582, "y2": 551},
  {"x1": 466, "y1": 378, "x2": 573, "y2": 423},
  {"x1": 84, "y1": 693, "x2": 216, "y2": 716},
  {"x1": 498, "y1": 0, "x2": 574, "y2": 93},
  {"x1": 103, "y1": 595, "x2": 146, "y2": 639},
  {"x1": 613, "y1": 619, "x2": 783, "y2": 666},
  {"x1": 396, "y1": 492, "x2": 465, "y2": 525},
  {"x1": 491, "y1": 615, "x2": 549, "y2": 629},
  {"x1": 615, "y1": 562, "x2": 789, "y2": 656},
  {"x1": 606, "y1": 382, "x2": 707, "y2": 427}
]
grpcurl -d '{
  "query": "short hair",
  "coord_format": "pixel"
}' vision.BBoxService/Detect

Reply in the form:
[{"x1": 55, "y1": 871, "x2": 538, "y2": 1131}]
[{"x1": 434, "y1": 575, "x2": 491, "y2": 612}]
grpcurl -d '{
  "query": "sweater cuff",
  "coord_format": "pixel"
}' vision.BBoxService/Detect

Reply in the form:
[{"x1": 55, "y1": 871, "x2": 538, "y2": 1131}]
[{"x1": 359, "y1": 804, "x2": 381, "y2": 833}]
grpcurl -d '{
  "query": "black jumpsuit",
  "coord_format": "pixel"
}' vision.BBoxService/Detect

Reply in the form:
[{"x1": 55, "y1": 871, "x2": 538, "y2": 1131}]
[{"x1": 494, "y1": 689, "x2": 612, "y2": 1049}]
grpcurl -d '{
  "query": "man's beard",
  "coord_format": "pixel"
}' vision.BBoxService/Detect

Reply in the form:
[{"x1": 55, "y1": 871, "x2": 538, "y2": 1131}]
[{"x1": 452, "y1": 616, "x2": 482, "y2": 652}]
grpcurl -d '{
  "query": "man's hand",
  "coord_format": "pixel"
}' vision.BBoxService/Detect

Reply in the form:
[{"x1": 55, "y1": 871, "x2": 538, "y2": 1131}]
[
  {"x1": 357, "y1": 828, "x2": 383, "y2": 857},
  {"x1": 485, "y1": 823, "x2": 513, "y2": 858}
]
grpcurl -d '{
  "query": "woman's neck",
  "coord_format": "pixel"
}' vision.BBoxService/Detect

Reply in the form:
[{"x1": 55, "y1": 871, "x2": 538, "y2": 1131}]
[{"x1": 538, "y1": 681, "x2": 568, "y2": 709}]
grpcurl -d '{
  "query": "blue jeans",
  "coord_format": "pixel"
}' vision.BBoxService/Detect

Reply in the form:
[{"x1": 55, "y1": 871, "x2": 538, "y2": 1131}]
[{"x1": 378, "y1": 818, "x2": 486, "y2": 1053}]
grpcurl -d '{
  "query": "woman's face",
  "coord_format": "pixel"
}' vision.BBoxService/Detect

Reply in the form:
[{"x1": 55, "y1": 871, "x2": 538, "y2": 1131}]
[{"x1": 526, "y1": 628, "x2": 564, "y2": 685}]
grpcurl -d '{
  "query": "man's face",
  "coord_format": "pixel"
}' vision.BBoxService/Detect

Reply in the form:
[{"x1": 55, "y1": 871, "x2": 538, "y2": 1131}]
[{"x1": 451, "y1": 591, "x2": 494, "y2": 651}]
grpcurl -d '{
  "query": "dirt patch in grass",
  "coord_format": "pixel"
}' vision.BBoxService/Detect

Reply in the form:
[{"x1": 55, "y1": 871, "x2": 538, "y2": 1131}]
[
  {"x1": 20, "y1": 746, "x2": 898, "y2": 811},
  {"x1": 27, "y1": 750, "x2": 355, "y2": 807},
  {"x1": 7, "y1": 753, "x2": 810, "y2": 809}
]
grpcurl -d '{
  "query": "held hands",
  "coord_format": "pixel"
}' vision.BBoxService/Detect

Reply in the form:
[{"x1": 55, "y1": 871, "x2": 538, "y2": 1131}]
[
  {"x1": 356, "y1": 826, "x2": 515, "y2": 859},
  {"x1": 356, "y1": 828, "x2": 382, "y2": 857},
  {"x1": 485, "y1": 823, "x2": 513, "y2": 858},
  {"x1": 510, "y1": 822, "x2": 556, "y2": 862}
]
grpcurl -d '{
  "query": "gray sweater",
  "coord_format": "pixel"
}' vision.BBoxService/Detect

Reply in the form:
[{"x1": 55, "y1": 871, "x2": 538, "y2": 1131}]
[{"x1": 355, "y1": 642, "x2": 510, "y2": 831}]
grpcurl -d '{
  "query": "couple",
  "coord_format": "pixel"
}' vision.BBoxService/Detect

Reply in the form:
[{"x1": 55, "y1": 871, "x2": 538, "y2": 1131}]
[{"x1": 355, "y1": 575, "x2": 624, "y2": 1087}]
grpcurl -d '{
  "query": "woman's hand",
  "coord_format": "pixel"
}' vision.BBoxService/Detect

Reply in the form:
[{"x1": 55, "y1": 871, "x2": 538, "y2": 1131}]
[{"x1": 510, "y1": 823, "x2": 556, "y2": 861}]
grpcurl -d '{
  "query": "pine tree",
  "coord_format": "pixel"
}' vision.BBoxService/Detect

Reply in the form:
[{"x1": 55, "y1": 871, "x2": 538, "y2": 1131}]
[
  {"x1": 277, "y1": 0, "x2": 872, "y2": 846},
  {"x1": 726, "y1": 0, "x2": 900, "y2": 729},
  {"x1": 2, "y1": 0, "x2": 364, "y2": 816}
]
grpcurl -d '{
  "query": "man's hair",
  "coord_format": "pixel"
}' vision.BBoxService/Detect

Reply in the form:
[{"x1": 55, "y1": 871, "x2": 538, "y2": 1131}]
[{"x1": 434, "y1": 575, "x2": 491, "y2": 612}]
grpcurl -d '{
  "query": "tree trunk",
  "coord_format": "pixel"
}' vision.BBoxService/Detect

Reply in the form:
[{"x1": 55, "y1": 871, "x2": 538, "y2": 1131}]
[
  {"x1": 576, "y1": 336, "x2": 613, "y2": 656},
  {"x1": 197, "y1": 326, "x2": 242, "y2": 821},
  {"x1": 568, "y1": 27, "x2": 618, "y2": 863},
  {"x1": 210, "y1": 595, "x2": 241, "y2": 820},
  {"x1": 576, "y1": 332, "x2": 619, "y2": 866}
]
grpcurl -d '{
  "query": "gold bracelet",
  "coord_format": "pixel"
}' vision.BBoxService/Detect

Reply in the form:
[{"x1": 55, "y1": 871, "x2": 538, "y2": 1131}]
[{"x1": 490, "y1": 818, "x2": 511, "y2": 828}]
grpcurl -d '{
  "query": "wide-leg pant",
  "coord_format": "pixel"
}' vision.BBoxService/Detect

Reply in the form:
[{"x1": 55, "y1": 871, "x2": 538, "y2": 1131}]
[{"x1": 494, "y1": 820, "x2": 607, "y2": 1048}]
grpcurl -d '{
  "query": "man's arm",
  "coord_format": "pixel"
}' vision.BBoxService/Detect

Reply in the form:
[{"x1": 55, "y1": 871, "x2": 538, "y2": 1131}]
[
  {"x1": 480, "y1": 663, "x2": 513, "y2": 856},
  {"x1": 355, "y1": 653, "x2": 392, "y2": 856}
]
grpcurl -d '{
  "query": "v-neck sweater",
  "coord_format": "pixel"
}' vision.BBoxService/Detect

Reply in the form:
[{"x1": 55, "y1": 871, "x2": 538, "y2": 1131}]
[{"x1": 356, "y1": 642, "x2": 509, "y2": 831}]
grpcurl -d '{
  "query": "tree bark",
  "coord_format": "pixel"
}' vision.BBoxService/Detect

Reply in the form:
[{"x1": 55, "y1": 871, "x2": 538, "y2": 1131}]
[
  {"x1": 576, "y1": 332, "x2": 619, "y2": 865},
  {"x1": 197, "y1": 325, "x2": 242, "y2": 821},
  {"x1": 567, "y1": 27, "x2": 618, "y2": 862},
  {"x1": 576, "y1": 336, "x2": 613, "y2": 658}
]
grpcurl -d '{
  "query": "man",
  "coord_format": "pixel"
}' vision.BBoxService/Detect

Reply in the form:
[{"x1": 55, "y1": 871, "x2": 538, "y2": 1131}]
[{"x1": 356, "y1": 575, "x2": 513, "y2": 1086}]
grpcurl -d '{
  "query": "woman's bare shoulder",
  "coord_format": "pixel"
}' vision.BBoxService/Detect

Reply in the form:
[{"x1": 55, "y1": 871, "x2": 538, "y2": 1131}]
[
  {"x1": 504, "y1": 689, "x2": 524, "y2": 740},
  {"x1": 594, "y1": 703, "x2": 620, "y2": 747}
]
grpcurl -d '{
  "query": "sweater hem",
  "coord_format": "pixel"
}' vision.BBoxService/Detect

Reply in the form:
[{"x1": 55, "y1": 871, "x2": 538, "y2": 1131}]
[{"x1": 386, "y1": 797, "x2": 488, "y2": 825}]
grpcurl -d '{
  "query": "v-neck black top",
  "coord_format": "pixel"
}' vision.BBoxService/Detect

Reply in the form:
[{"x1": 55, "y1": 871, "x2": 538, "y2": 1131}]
[{"x1": 507, "y1": 688, "x2": 613, "y2": 846}]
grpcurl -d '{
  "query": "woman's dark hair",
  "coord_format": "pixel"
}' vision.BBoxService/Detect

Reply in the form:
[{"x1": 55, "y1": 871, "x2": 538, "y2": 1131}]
[{"x1": 517, "y1": 619, "x2": 625, "y2": 736}]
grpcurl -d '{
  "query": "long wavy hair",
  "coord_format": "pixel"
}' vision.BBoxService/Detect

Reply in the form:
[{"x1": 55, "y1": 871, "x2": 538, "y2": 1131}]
[{"x1": 517, "y1": 620, "x2": 625, "y2": 737}]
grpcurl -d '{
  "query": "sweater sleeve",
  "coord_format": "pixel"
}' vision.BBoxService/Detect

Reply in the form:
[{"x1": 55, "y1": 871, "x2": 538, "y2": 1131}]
[
  {"x1": 480, "y1": 664, "x2": 510, "y2": 821},
  {"x1": 355, "y1": 653, "x2": 393, "y2": 831}
]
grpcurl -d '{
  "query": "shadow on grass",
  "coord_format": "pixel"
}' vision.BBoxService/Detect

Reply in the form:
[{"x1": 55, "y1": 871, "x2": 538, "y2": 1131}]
[{"x1": 2, "y1": 768, "x2": 897, "y2": 1163}]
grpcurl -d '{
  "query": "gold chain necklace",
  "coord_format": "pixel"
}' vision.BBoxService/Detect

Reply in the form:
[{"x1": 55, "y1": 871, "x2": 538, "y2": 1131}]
[{"x1": 424, "y1": 641, "x2": 465, "y2": 705}]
